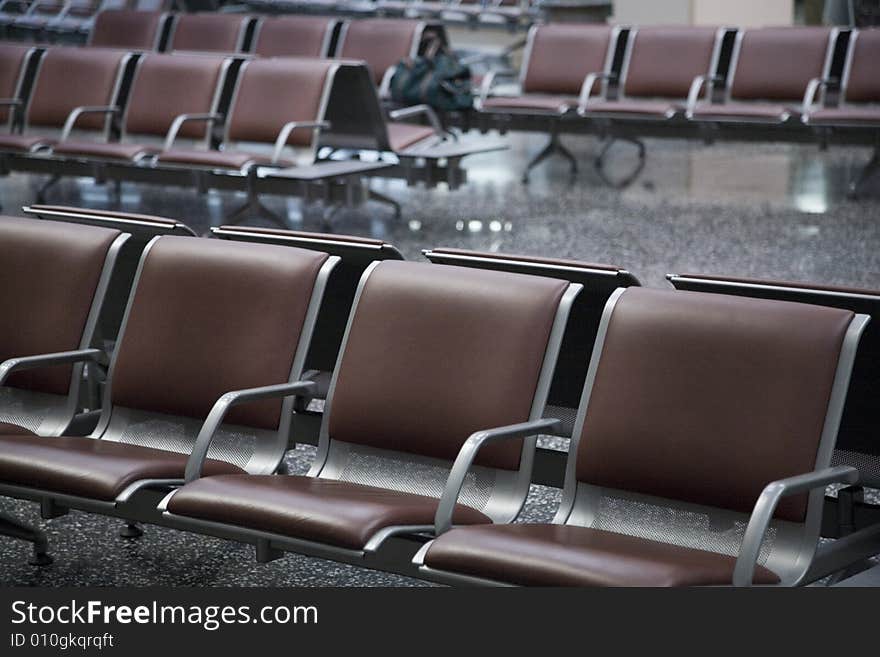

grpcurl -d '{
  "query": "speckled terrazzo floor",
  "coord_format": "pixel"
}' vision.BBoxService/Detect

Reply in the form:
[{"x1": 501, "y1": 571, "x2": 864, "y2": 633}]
[{"x1": 0, "y1": 131, "x2": 878, "y2": 586}]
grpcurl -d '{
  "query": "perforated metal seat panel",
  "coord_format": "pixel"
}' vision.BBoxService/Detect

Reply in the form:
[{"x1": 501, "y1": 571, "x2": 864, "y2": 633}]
[
  {"x1": 0, "y1": 386, "x2": 63, "y2": 435},
  {"x1": 102, "y1": 406, "x2": 277, "y2": 473}
]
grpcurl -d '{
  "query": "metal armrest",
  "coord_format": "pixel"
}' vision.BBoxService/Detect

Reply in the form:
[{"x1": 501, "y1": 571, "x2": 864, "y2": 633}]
[
  {"x1": 184, "y1": 380, "x2": 316, "y2": 482},
  {"x1": 0, "y1": 98, "x2": 21, "y2": 107},
  {"x1": 434, "y1": 417, "x2": 561, "y2": 535},
  {"x1": 685, "y1": 74, "x2": 723, "y2": 118},
  {"x1": 733, "y1": 465, "x2": 859, "y2": 586},
  {"x1": 577, "y1": 71, "x2": 616, "y2": 111},
  {"x1": 379, "y1": 67, "x2": 396, "y2": 99},
  {"x1": 60, "y1": 105, "x2": 118, "y2": 140},
  {"x1": 802, "y1": 77, "x2": 838, "y2": 116},
  {"x1": 163, "y1": 113, "x2": 223, "y2": 152},
  {"x1": 478, "y1": 68, "x2": 518, "y2": 108},
  {"x1": 0, "y1": 348, "x2": 102, "y2": 386},
  {"x1": 272, "y1": 120, "x2": 329, "y2": 164},
  {"x1": 388, "y1": 104, "x2": 445, "y2": 139}
]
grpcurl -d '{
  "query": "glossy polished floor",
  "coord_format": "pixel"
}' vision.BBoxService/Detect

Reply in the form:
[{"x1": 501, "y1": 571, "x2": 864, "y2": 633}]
[{"x1": 0, "y1": 130, "x2": 878, "y2": 585}]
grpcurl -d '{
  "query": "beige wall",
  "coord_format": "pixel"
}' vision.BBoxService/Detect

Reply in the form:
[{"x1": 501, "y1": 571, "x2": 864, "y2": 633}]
[{"x1": 612, "y1": 0, "x2": 794, "y2": 26}]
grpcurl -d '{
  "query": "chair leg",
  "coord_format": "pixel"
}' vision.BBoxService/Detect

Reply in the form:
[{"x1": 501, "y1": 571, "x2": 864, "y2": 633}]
[
  {"x1": 368, "y1": 188, "x2": 402, "y2": 219},
  {"x1": 593, "y1": 136, "x2": 647, "y2": 189},
  {"x1": 522, "y1": 125, "x2": 578, "y2": 184},
  {"x1": 848, "y1": 147, "x2": 880, "y2": 199},
  {"x1": 0, "y1": 510, "x2": 53, "y2": 566},
  {"x1": 119, "y1": 522, "x2": 143, "y2": 539},
  {"x1": 224, "y1": 169, "x2": 288, "y2": 229},
  {"x1": 35, "y1": 174, "x2": 60, "y2": 203}
]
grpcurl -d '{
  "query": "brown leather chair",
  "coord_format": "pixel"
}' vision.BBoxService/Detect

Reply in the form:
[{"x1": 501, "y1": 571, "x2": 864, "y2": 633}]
[
  {"x1": 0, "y1": 234, "x2": 338, "y2": 564},
  {"x1": 417, "y1": 287, "x2": 870, "y2": 586},
  {"x1": 87, "y1": 9, "x2": 169, "y2": 50},
  {"x1": 166, "y1": 12, "x2": 252, "y2": 54},
  {"x1": 50, "y1": 52, "x2": 230, "y2": 163},
  {"x1": 22, "y1": 204, "x2": 196, "y2": 347},
  {"x1": 251, "y1": 15, "x2": 337, "y2": 58},
  {"x1": 423, "y1": 248, "x2": 640, "y2": 438},
  {"x1": 580, "y1": 26, "x2": 724, "y2": 121},
  {"x1": 336, "y1": 19, "x2": 432, "y2": 93},
  {"x1": 0, "y1": 43, "x2": 37, "y2": 132},
  {"x1": 211, "y1": 225, "x2": 404, "y2": 408},
  {"x1": 479, "y1": 23, "x2": 617, "y2": 181},
  {"x1": 162, "y1": 260, "x2": 580, "y2": 564},
  {"x1": 688, "y1": 27, "x2": 838, "y2": 124},
  {"x1": 668, "y1": 273, "x2": 880, "y2": 541},
  {"x1": 154, "y1": 57, "x2": 338, "y2": 224},
  {"x1": 0, "y1": 46, "x2": 130, "y2": 155},
  {"x1": 0, "y1": 215, "x2": 128, "y2": 437}
]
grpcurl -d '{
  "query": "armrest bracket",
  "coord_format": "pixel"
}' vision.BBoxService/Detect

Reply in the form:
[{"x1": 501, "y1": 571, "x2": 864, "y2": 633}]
[
  {"x1": 272, "y1": 120, "x2": 329, "y2": 164},
  {"x1": 163, "y1": 113, "x2": 223, "y2": 152},
  {"x1": 733, "y1": 465, "x2": 859, "y2": 586},
  {"x1": 434, "y1": 417, "x2": 561, "y2": 535},
  {"x1": 184, "y1": 380, "x2": 316, "y2": 482},
  {"x1": 60, "y1": 105, "x2": 118, "y2": 141}
]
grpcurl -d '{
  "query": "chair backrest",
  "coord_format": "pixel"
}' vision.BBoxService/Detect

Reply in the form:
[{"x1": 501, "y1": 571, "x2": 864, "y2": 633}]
[
  {"x1": 0, "y1": 43, "x2": 35, "y2": 130},
  {"x1": 122, "y1": 53, "x2": 229, "y2": 141},
  {"x1": 211, "y1": 225, "x2": 404, "y2": 375},
  {"x1": 167, "y1": 12, "x2": 251, "y2": 53},
  {"x1": 23, "y1": 204, "x2": 196, "y2": 346},
  {"x1": 313, "y1": 260, "x2": 579, "y2": 523},
  {"x1": 521, "y1": 23, "x2": 615, "y2": 97},
  {"x1": 252, "y1": 15, "x2": 336, "y2": 58},
  {"x1": 0, "y1": 215, "x2": 127, "y2": 435},
  {"x1": 423, "y1": 248, "x2": 639, "y2": 436},
  {"x1": 97, "y1": 236, "x2": 337, "y2": 473},
  {"x1": 559, "y1": 286, "x2": 865, "y2": 585},
  {"x1": 841, "y1": 28, "x2": 880, "y2": 105},
  {"x1": 668, "y1": 273, "x2": 880, "y2": 488},
  {"x1": 621, "y1": 26, "x2": 723, "y2": 100},
  {"x1": 89, "y1": 9, "x2": 167, "y2": 50},
  {"x1": 24, "y1": 47, "x2": 128, "y2": 133},
  {"x1": 729, "y1": 27, "x2": 836, "y2": 102},
  {"x1": 225, "y1": 57, "x2": 335, "y2": 151},
  {"x1": 337, "y1": 19, "x2": 425, "y2": 85}
]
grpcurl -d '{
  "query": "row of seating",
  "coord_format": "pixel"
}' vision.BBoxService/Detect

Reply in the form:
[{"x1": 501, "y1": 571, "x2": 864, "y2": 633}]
[
  {"x1": 1, "y1": 207, "x2": 878, "y2": 586},
  {"x1": 0, "y1": 40, "x2": 496, "y2": 222},
  {"x1": 478, "y1": 23, "x2": 880, "y2": 186},
  {"x1": 247, "y1": 0, "x2": 537, "y2": 31},
  {"x1": 0, "y1": 0, "x2": 169, "y2": 39}
]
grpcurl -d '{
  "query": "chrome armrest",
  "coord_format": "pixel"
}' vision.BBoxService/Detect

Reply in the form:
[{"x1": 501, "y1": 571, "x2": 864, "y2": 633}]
[
  {"x1": 478, "y1": 68, "x2": 518, "y2": 109},
  {"x1": 685, "y1": 74, "x2": 723, "y2": 118},
  {"x1": 0, "y1": 98, "x2": 21, "y2": 107},
  {"x1": 434, "y1": 417, "x2": 561, "y2": 535},
  {"x1": 272, "y1": 120, "x2": 329, "y2": 164},
  {"x1": 388, "y1": 103, "x2": 445, "y2": 138},
  {"x1": 733, "y1": 465, "x2": 859, "y2": 586},
  {"x1": 0, "y1": 348, "x2": 102, "y2": 386},
  {"x1": 162, "y1": 113, "x2": 223, "y2": 152},
  {"x1": 60, "y1": 105, "x2": 118, "y2": 140},
  {"x1": 184, "y1": 380, "x2": 316, "y2": 482},
  {"x1": 577, "y1": 71, "x2": 616, "y2": 111},
  {"x1": 802, "y1": 77, "x2": 837, "y2": 117},
  {"x1": 379, "y1": 67, "x2": 396, "y2": 99}
]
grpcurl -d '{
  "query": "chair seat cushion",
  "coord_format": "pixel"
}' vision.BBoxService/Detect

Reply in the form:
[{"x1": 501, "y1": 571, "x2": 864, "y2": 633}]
[
  {"x1": 0, "y1": 422, "x2": 35, "y2": 435},
  {"x1": 0, "y1": 434, "x2": 244, "y2": 501},
  {"x1": 386, "y1": 123, "x2": 437, "y2": 152},
  {"x1": 52, "y1": 140, "x2": 159, "y2": 161},
  {"x1": 690, "y1": 102, "x2": 795, "y2": 122},
  {"x1": 481, "y1": 94, "x2": 577, "y2": 115},
  {"x1": 807, "y1": 106, "x2": 880, "y2": 126},
  {"x1": 0, "y1": 134, "x2": 55, "y2": 152},
  {"x1": 581, "y1": 99, "x2": 679, "y2": 119},
  {"x1": 167, "y1": 474, "x2": 491, "y2": 550},
  {"x1": 424, "y1": 524, "x2": 780, "y2": 586},
  {"x1": 157, "y1": 148, "x2": 292, "y2": 170}
]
